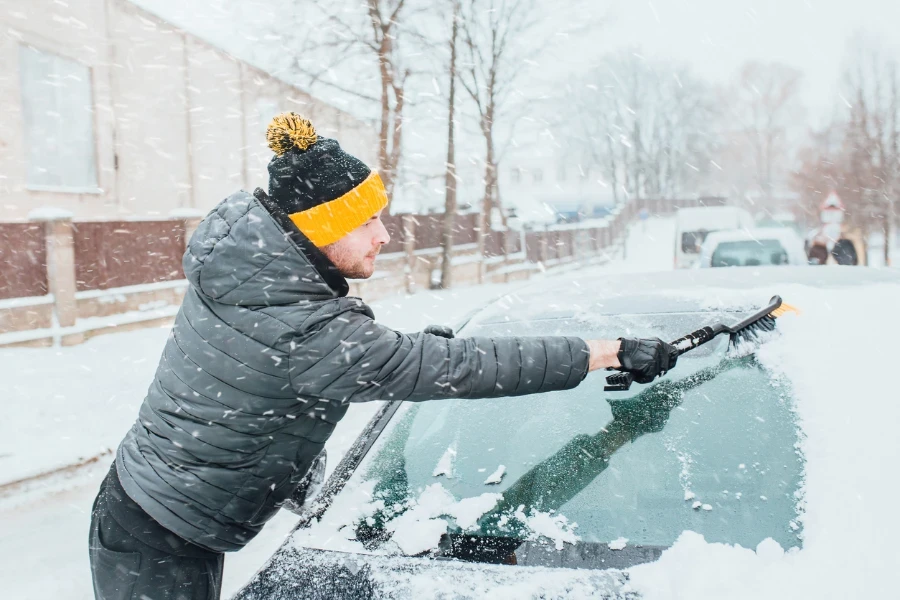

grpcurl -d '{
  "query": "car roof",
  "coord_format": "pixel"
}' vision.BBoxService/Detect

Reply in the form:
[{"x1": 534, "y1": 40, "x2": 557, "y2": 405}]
[
  {"x1": 702, "y1": 227, "x2": 802, "y2": 245},
  {"x1": 675, "y1": 206, "x2": 749, "y2": 229},
  {"x1": 464, "y1": 266, "x2": 900, "y2": 325}
]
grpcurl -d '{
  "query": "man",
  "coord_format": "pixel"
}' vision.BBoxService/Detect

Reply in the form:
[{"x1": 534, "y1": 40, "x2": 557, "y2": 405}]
[{"x1": 89, "y1": 113, "x2": 677, "y2": 600}]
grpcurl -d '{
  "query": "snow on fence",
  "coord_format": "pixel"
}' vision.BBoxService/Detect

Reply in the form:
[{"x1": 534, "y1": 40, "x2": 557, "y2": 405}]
[
  {"x1": 380, "y1": 212, "x2": 480, "y2": 254},
  {"x1": 0, "y1": 196, "x2": 713, "y2": 345},
  {"x1": 0, "y1": 211, "x2": 202, "y2": 346}
]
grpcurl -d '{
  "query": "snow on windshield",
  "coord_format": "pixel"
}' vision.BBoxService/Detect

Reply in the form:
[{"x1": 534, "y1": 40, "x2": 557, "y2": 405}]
[{"x1": 297, "y1": 314, "x2": 801, "y2": 556}]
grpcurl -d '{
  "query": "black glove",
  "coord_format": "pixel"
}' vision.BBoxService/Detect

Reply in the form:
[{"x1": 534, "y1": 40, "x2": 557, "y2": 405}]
[
  {"x1": 424, "y1": 324, "x2": 455, "y2": 339},
  {"x1": 617, "y1": 337, "x2": 678, "y2": 384}
]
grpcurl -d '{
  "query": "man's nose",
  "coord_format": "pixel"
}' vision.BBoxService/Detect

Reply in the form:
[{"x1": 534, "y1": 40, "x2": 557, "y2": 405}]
[{"x1": 375, "y1": 219, "x2": 390, "y2": 245}]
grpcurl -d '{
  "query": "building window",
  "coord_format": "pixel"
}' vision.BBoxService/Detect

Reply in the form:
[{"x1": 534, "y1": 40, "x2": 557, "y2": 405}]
[{"x1": 19, "y1": 45, "x2": 97, "y2": 190}]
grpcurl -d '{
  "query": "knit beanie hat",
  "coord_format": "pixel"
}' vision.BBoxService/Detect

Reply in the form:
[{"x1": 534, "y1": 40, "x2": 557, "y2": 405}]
[{"x1": 265, "y1": 112, "x2": 388, "y2": 247}]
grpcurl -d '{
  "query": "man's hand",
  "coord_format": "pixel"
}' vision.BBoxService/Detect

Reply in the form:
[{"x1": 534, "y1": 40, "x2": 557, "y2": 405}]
[{"x1": 616, "y1": 337, "x2": 679, "y2": 384}]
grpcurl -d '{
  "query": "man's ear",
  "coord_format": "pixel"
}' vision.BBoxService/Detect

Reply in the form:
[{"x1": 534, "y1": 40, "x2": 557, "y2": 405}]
[{"x1": 424, "y1": 324, "x2": 455, "y2": 339}]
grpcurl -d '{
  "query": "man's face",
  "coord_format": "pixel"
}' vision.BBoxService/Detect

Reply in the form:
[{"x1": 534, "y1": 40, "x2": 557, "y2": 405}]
[{"x1": 320, "y1": 210, "x2": 391, "y2": 279}]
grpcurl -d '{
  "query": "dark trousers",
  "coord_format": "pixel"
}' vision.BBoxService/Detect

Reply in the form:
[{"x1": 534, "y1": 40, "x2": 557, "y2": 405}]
[{"x1": 89, "y1": 463, "x2": 224, "y2": 600}]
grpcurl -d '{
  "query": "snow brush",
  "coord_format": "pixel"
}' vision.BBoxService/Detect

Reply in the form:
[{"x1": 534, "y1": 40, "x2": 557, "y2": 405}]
[{"x1": 604, "y1": 295, "x2": 800, "y2": 392}]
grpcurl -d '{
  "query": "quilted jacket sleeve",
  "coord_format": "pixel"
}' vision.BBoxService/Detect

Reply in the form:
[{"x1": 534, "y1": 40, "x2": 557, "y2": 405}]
[{"x1": 288, "y1": 298, "x2": 590, "y2": 403}]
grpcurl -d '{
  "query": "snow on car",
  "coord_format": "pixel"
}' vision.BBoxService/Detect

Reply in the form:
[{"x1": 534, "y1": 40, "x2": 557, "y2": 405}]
[
  {"x1": 698, "y1": 227, "x2": 809, "y2": 268},
  {"x1": 233, "y1": 266, "x2": 900, "y2": 600}
]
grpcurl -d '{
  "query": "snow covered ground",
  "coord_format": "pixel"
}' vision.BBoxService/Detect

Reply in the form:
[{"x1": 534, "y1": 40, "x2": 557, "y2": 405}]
[{"x1": 0, "y1": 217, "x2": 672, "y2": 599}]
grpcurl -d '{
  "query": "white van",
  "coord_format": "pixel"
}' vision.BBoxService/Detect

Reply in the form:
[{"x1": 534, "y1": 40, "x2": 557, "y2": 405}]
[{"x1": 674, "y1": 206, "x2": 754, "y2": 269}]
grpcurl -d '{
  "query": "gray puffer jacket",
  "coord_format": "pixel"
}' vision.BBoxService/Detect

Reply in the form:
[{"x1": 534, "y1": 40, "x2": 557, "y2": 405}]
[{"x1": 116, "y1": 189, "x2": 590, "y2": 553}]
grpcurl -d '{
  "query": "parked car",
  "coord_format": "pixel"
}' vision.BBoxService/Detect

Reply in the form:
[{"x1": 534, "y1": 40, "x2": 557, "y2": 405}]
[
  {"x1": 674, "y1": 206, "x2": 754, "y2": 269},
  {"x1": 233, "y1": 267, "x2": 900, "y2": 600},
  {"x1": 698, "y1": 228, "x2": 808, "y2": 268}
]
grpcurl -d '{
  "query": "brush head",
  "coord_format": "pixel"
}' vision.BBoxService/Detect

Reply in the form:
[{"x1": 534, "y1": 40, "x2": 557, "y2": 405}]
[
  {"x1": 727, "y1": 300, "x2": 799, "y2": 355},
  {"x1": 728, "y1": 315, "x2": 777, "y2": 354}
]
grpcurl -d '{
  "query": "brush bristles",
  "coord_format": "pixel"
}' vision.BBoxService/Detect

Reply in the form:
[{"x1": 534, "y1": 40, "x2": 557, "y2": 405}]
[{"x1": 770, "y1": 302, "x2": 800, "y2": 318}]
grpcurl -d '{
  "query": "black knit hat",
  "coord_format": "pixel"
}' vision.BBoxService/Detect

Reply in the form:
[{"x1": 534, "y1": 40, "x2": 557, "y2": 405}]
[{"x1": 265, "y1": 112, "x2": 388, "y2": 247}]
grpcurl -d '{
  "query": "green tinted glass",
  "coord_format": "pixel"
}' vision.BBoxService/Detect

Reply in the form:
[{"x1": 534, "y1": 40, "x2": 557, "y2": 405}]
[{"x1": 358, "y1": 314, "x2": 803, "y2": 552}]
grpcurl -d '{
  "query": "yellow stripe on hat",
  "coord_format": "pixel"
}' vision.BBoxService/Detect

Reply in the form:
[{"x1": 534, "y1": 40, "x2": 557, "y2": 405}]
[{"x1": 288, "y1": 171, "x2": 389, "y2": 247}]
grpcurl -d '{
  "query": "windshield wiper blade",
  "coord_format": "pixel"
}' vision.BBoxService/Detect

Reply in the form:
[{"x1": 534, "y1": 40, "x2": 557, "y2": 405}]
[
  {"x1": 435, "y1": 533, "x2": 523, "y2": 564},
  {"x1": 435, "y1": 533, "x2": 667, "y2": 571}
]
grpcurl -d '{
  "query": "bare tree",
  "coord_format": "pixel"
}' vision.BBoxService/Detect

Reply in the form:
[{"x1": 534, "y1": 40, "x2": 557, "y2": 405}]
[
  {"x1": 367, "y1": 0, "x2": 411, "y2": 204},
  {"x1": 274, "y1": 0, "x2": 421, "y2": 208},
  {"x1": 841, "y1": 36, "x2": 900, "y2": 262},
  {"x1": 792, "y1": 123, "x2": 857, "y2": 225},
  {"x1": 440, "y1": 0, "x2": 461, "y2": 289},
  {"x1": 726, "y1": 62, "x2": 805, "y2": 202},
  {"x1": 792, "y1": 37, "x2": 900, "y2": 265},
  {"x1": 571, "y1": 52, "x2": 719, "y2": 203},
  {"x1": 457, "y1": 0, "x2": 561, "y2": 281}
]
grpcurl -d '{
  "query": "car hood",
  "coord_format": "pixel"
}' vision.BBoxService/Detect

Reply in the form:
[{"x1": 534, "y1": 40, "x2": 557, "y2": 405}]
[{"x1": 233, "y1": 545, "x2": 633, "y2": 600}]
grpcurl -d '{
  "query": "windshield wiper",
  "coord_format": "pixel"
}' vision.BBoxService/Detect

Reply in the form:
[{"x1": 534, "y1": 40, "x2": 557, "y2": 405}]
[{"x1": 435, "y1": 533, "x2": 667, "y2": 570}]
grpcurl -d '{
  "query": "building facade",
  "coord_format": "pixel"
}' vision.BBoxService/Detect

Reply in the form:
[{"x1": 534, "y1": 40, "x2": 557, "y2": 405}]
[{"x1": 0, "y1": 0, "x2": 377, "y2": 219}]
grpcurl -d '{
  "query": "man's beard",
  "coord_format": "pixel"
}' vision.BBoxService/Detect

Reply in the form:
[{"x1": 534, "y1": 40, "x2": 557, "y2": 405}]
[
  {"x1": 340, "y1": 257, "x2": 376, "y2": 279},
  {"x1": 323, "y1": 244, "x2": 379, "y2": 280}
]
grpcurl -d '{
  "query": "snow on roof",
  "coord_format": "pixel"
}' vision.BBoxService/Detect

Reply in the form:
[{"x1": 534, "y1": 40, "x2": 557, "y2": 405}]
[
  {"x1": 770, "y1": 210, "x2": 797, "y2": 222},
  {"x1": 675, "y1": 206, "x2": 751, "y2": 231},
  {"x1": 27, "y1": 206, "x2": 74, "y2": 221},
  {"x1": 701, "y1": 227, "x2": 803, "y2": 246},
  {"x1": 550, "y1": 217, "x2": 610, "y2": 231}
]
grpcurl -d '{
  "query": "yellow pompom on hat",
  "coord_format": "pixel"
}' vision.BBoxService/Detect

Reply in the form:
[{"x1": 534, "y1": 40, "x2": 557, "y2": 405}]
[{"x1": 265, "y1": 112, "x2": 388, "y2": 247}]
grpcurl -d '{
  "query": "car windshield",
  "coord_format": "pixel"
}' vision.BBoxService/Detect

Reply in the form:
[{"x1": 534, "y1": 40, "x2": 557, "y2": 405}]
[
  {"x1": 681, "y1": 231, "x2": 710, "y2": 253},
  {"x1": 712, "y1": 240, "x2": 789, "y2": 267},
  {"x1": 351, "y1": 313, "x2": 804, "y2": 566}
]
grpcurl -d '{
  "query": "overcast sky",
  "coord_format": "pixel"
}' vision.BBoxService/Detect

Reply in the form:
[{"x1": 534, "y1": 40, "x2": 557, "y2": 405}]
[
  {"x1": 577, "y1": 0, "x2": 900, "y2": 124},
  {"x1": 134, "y1": 0, "x2": 900, "y2": 120}
]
